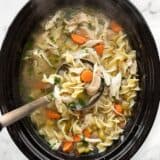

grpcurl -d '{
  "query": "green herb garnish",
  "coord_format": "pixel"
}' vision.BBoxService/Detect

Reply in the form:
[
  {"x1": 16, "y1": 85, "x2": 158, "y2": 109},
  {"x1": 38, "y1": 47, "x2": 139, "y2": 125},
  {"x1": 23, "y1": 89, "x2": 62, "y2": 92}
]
[
  {"x1": 82, "y1": 140, "x2": 89, "y2": 146},
  {"x1": 88, "y1": 23, "x2": 95, "y2": 30},
  {"x1": 54, "y1": 77, "x2": 61, "y2": 84},
  {"x1": 98, "y1": 19, "x2": 105, "y2": 25},
  {"x1": 78, "y1": 98, "x2": 86, "y2": 107},
  {"x1": 68, "y1": 102, "x2": 76, "y2": 109}
]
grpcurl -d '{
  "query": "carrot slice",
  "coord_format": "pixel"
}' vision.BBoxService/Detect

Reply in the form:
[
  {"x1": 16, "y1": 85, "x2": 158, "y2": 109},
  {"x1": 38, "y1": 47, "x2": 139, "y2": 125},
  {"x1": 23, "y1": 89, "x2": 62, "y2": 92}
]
[
  {"x1": 62, "y1": 141, "x2": 74, "y2": 152},
  {"x1": 110, "y1": 21, "x2": 122, "y2": 33},
  {"x1": 114, "y1": 104, "x2": 123, "y2": 114},
  {"x1": 83, "y1": 128, "x2": 91, "y2": 138},
  {"x1": 46, "y1": 110, "x2": 61, "y2": 120},
  {"x1": 34, "y1": 81, "x2": 50, "y2": 90},
  {"x1": 73, "y1": 135, "x2": 81, "y2": 142},
  {"x1": 94, "y1": 44, "x2": 104, "y2": 55},
  {"x1": 71, "y1": 34, "x2": 87, "y2": 45},
  {"x1": 80, "y1": 69, "x2": 93, "y2": 83}
]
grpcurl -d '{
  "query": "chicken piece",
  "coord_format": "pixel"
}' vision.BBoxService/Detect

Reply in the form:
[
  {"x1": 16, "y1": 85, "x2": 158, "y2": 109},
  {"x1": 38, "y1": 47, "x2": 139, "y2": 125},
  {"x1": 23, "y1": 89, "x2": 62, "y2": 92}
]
[
  {"x1": 86, "y1": 64, "x2": 101, "y2": 96},
  {"x1": 82, "y1": 40, "x2": 103, "y2": 48}
]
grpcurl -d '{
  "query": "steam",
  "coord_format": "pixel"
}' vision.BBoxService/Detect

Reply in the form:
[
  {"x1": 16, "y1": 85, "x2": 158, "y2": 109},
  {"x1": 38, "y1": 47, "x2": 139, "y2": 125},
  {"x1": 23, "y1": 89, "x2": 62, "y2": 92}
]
[{"x1": 31, "y1": 0, "x2": 57, "y2": 17}]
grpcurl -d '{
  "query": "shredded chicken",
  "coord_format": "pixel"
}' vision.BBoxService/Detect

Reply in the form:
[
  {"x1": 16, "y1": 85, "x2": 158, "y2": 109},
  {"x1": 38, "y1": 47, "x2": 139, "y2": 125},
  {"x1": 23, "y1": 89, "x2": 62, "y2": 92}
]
[
  {"x1": 45, "y1": 10, "x2": 62, "y2": 30},
  {"x1": 64, "y1": 12, "x2": 89, "y2": 33},
  {"x1": 110, "y1": 73, "x2": 122, "y2": 99},
  {"x1": 82, "y1": 40, "x2": 103, "y2": 48},
  {"x1": 99, "y1": 66, "x2": 111, "y2": 86},
  {"x1": 65, "y1": 12, "x2": 89, "y2": 26},
  {"x1": 42, "y1": 74, "x2": 62, "y2": 84},
  {"x1": 86, "y1": 64, "x2": 102, "y2": 96},
  {"x1": 33, "y1": 49, "x2": 54, "y2": 67}
]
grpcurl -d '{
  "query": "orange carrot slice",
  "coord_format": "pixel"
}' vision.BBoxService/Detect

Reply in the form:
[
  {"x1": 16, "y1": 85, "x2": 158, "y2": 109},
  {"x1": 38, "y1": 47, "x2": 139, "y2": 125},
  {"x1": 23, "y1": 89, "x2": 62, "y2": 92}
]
[
  {"x1": 73, "y1": 135, "x2": 81, "y2": 142},
  {"x1": 83, "y1": 128, "x2": 91, "y2": 138},
  {"x1": 46, "y1": 110, "x2": 61, "y2": 120},
  {"x1": 71, "y1": 34, "x2": 87, "y2": 45},
  {"x1": 34, "y1": 81, "x2": 50, "y2": 90},
  {"x1": 94, "y1": 44, "x2": 104, "y2": 55},
  {"x1": 80, "y1": 69, "x2": 93, "y2": 83},
  {"x1": 111, "y1": 21, "x2": 122, "y2": 33},
  {"x1": 114, "y1": 104, "x2": 123, "y2": 114},
  {"x1": 62, "y1": 141, "x2": 74, "y2": 152}
]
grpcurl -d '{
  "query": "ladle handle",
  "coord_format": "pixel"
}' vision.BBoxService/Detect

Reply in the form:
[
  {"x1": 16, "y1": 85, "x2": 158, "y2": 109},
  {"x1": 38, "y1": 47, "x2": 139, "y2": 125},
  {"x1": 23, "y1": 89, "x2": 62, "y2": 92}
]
[{"x1": 0, "y1": 96, "x2": 50, "y2": 131}]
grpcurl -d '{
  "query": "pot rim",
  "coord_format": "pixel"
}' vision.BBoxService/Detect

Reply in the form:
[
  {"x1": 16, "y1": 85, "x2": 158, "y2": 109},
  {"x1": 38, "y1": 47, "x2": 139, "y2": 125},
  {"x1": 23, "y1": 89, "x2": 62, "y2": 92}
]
[{"x1": 0, "y1": 0, "x2": 160, "y2": 160}]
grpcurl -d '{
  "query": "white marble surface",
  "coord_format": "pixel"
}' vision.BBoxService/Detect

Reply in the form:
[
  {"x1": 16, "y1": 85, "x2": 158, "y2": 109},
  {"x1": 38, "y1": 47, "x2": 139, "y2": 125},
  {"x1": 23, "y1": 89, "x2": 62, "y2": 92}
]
[{"x1": 0, "y1": 0, "x2": 160, "y2": 159}]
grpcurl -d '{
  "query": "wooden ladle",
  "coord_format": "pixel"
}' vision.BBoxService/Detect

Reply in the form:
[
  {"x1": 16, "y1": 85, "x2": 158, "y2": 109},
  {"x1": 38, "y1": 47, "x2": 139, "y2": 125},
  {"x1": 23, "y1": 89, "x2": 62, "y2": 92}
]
[{"x1": 0, "y1": 60, "x2": 104, "y2": 131}]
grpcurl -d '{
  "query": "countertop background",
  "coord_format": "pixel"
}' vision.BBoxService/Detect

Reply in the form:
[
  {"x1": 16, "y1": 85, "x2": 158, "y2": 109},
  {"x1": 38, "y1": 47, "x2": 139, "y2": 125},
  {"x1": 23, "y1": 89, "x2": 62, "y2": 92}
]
[{"x1": 0, "y1": 0, "x2": 160, "y2": 159}]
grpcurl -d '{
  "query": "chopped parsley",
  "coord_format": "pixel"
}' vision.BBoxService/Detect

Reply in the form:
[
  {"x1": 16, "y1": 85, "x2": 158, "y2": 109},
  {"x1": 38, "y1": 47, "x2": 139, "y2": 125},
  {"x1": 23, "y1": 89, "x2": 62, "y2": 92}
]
[
  {"x1": 54, "y1": 77, "x2": 61, "y2": 84},
  {"x1": 68, "y1": 102, "x2": 76, "y2": 109},
  {"x1": 88, "y1": 23, "x2": 95, "y2": 30}
]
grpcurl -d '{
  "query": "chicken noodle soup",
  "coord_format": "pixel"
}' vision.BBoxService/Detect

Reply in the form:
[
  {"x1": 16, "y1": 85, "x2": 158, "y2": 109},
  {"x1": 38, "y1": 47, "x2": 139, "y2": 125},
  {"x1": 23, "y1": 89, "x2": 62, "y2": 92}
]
[{"x1": 20, "y1": 8, "x2": 139, "y2": 155}]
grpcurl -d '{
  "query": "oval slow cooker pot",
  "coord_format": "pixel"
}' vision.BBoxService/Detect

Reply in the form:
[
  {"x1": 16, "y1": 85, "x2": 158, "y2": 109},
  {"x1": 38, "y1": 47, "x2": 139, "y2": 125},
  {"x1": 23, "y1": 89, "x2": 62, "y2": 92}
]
[{"x1": 0, "y1": 0, "x2": 160, "y2": 160}]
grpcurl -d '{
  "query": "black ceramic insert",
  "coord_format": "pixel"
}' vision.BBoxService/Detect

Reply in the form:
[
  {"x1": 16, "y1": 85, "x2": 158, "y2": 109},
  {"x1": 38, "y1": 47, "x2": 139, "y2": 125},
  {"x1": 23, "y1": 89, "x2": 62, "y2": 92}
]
[{"x1": 0, "y1": 0, "x2": 160, "y2": 160}]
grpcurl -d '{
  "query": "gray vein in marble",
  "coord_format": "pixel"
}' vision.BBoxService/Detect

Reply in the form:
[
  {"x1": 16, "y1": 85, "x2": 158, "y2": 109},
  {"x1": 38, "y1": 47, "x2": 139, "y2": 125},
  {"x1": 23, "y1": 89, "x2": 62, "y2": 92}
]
[
  {"x1": 130, "y1": 0, "x2": 160, "y2": 15},
  {"x1": 144, "y1": 1, "x2": 160, "y2": 15}
]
